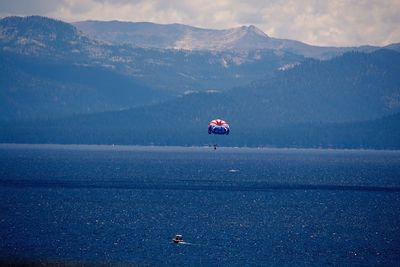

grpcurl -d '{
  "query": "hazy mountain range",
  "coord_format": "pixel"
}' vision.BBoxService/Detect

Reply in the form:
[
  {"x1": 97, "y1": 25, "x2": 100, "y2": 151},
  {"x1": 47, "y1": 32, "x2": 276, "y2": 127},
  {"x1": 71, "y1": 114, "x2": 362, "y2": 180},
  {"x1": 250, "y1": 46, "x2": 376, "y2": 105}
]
[
  {"x1": 73, "y1": 20, "x2": 399, "y2": 59},
  {"x1": 1, "y1": 16, "x2": 400, "y2": 148}
]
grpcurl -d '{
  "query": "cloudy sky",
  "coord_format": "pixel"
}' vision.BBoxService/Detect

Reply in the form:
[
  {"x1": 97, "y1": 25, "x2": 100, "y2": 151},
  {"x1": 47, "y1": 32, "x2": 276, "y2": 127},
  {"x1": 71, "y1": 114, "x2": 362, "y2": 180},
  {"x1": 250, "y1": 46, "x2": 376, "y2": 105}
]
[{"x1": 1, "y1": 0, "x2": 399, "y2": 46}]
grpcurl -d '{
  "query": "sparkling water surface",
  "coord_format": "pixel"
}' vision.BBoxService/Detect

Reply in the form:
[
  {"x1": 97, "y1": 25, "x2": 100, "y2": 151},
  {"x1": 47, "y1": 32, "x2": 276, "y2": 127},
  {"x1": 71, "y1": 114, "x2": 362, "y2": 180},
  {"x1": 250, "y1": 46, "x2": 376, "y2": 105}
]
[{"x1": 0, "y1": 144, "x2": 399, "y2": 266}]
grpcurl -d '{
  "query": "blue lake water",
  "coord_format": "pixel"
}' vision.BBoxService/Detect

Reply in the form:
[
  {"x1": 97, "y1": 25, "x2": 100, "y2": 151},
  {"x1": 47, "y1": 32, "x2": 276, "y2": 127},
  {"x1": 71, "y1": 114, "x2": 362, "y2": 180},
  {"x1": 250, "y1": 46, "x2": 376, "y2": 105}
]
[{"x1": 0, "y1": 144, "x2": 399, "y2": 266}]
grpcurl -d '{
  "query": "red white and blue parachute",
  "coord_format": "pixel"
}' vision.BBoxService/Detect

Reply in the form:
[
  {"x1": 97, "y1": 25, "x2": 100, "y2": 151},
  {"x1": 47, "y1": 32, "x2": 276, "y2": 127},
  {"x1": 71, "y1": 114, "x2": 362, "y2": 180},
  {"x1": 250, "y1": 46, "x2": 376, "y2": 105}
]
[{"x1": 208, "y1": 119, "x2": 230, "y2": 135}]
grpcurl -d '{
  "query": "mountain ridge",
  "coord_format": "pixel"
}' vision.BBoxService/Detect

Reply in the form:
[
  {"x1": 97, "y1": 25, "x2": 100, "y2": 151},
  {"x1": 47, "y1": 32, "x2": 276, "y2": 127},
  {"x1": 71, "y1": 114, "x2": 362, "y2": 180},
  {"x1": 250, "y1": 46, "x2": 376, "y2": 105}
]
[
  {"x1": 73, "y1": 19, "x2": 400, "y2": 59},
  {"x1": 0, "y1": 15, "x2": 306, "y2": 120}
]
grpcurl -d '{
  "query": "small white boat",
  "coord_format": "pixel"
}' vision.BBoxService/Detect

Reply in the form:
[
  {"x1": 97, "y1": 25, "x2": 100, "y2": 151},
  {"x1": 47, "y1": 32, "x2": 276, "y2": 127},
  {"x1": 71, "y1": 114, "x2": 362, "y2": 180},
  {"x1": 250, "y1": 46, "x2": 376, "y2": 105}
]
[{"x1": 172, "y1": 234, "x2": 184, "y2": 243}]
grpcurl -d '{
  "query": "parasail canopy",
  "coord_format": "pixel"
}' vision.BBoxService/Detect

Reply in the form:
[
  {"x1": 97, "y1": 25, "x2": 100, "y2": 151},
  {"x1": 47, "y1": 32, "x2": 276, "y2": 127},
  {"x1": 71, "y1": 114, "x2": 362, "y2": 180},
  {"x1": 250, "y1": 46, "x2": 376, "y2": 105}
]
[{"x1": 208, "y1": 119, "x2": 230, "y2": 135}]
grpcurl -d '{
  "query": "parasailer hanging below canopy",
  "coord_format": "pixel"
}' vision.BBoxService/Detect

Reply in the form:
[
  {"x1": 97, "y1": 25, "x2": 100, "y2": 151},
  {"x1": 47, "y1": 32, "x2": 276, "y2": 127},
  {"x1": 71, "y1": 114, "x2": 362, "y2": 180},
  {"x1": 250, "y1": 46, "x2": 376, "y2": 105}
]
[{"x1": 208, "y1": 119, "x2": 230, "y2": 135}]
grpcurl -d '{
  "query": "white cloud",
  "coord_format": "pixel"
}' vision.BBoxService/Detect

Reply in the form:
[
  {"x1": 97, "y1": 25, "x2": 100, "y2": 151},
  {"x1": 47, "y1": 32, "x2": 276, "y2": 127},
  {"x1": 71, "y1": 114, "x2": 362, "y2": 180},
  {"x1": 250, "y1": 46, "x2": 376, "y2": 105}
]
[{"x1": 1, "y1": 0, "x2": 399, "y2": 46}]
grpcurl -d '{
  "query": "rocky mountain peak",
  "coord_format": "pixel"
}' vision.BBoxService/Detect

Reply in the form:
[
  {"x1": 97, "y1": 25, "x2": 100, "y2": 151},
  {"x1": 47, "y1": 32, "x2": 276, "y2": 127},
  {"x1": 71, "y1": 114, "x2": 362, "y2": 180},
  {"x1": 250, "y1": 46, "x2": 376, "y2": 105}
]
[{"x1": 243, "y1": 25, "x2": 269, "y2": 38}]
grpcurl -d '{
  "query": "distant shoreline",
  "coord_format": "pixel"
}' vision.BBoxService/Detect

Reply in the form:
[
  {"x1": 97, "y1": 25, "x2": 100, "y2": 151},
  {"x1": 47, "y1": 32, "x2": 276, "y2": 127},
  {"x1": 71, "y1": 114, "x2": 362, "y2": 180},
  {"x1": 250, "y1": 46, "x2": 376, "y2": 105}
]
[{"x1": 1, "y1": 143, "x2": 399, "y2": 153}]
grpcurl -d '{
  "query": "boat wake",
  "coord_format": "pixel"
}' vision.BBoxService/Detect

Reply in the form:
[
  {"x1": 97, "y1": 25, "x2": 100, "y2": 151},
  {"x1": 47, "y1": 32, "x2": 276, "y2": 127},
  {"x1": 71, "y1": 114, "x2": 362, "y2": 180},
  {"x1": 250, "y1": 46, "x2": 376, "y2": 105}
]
[{"x1": 174, "y1": 241, "x2": 191, "y2": 245}]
